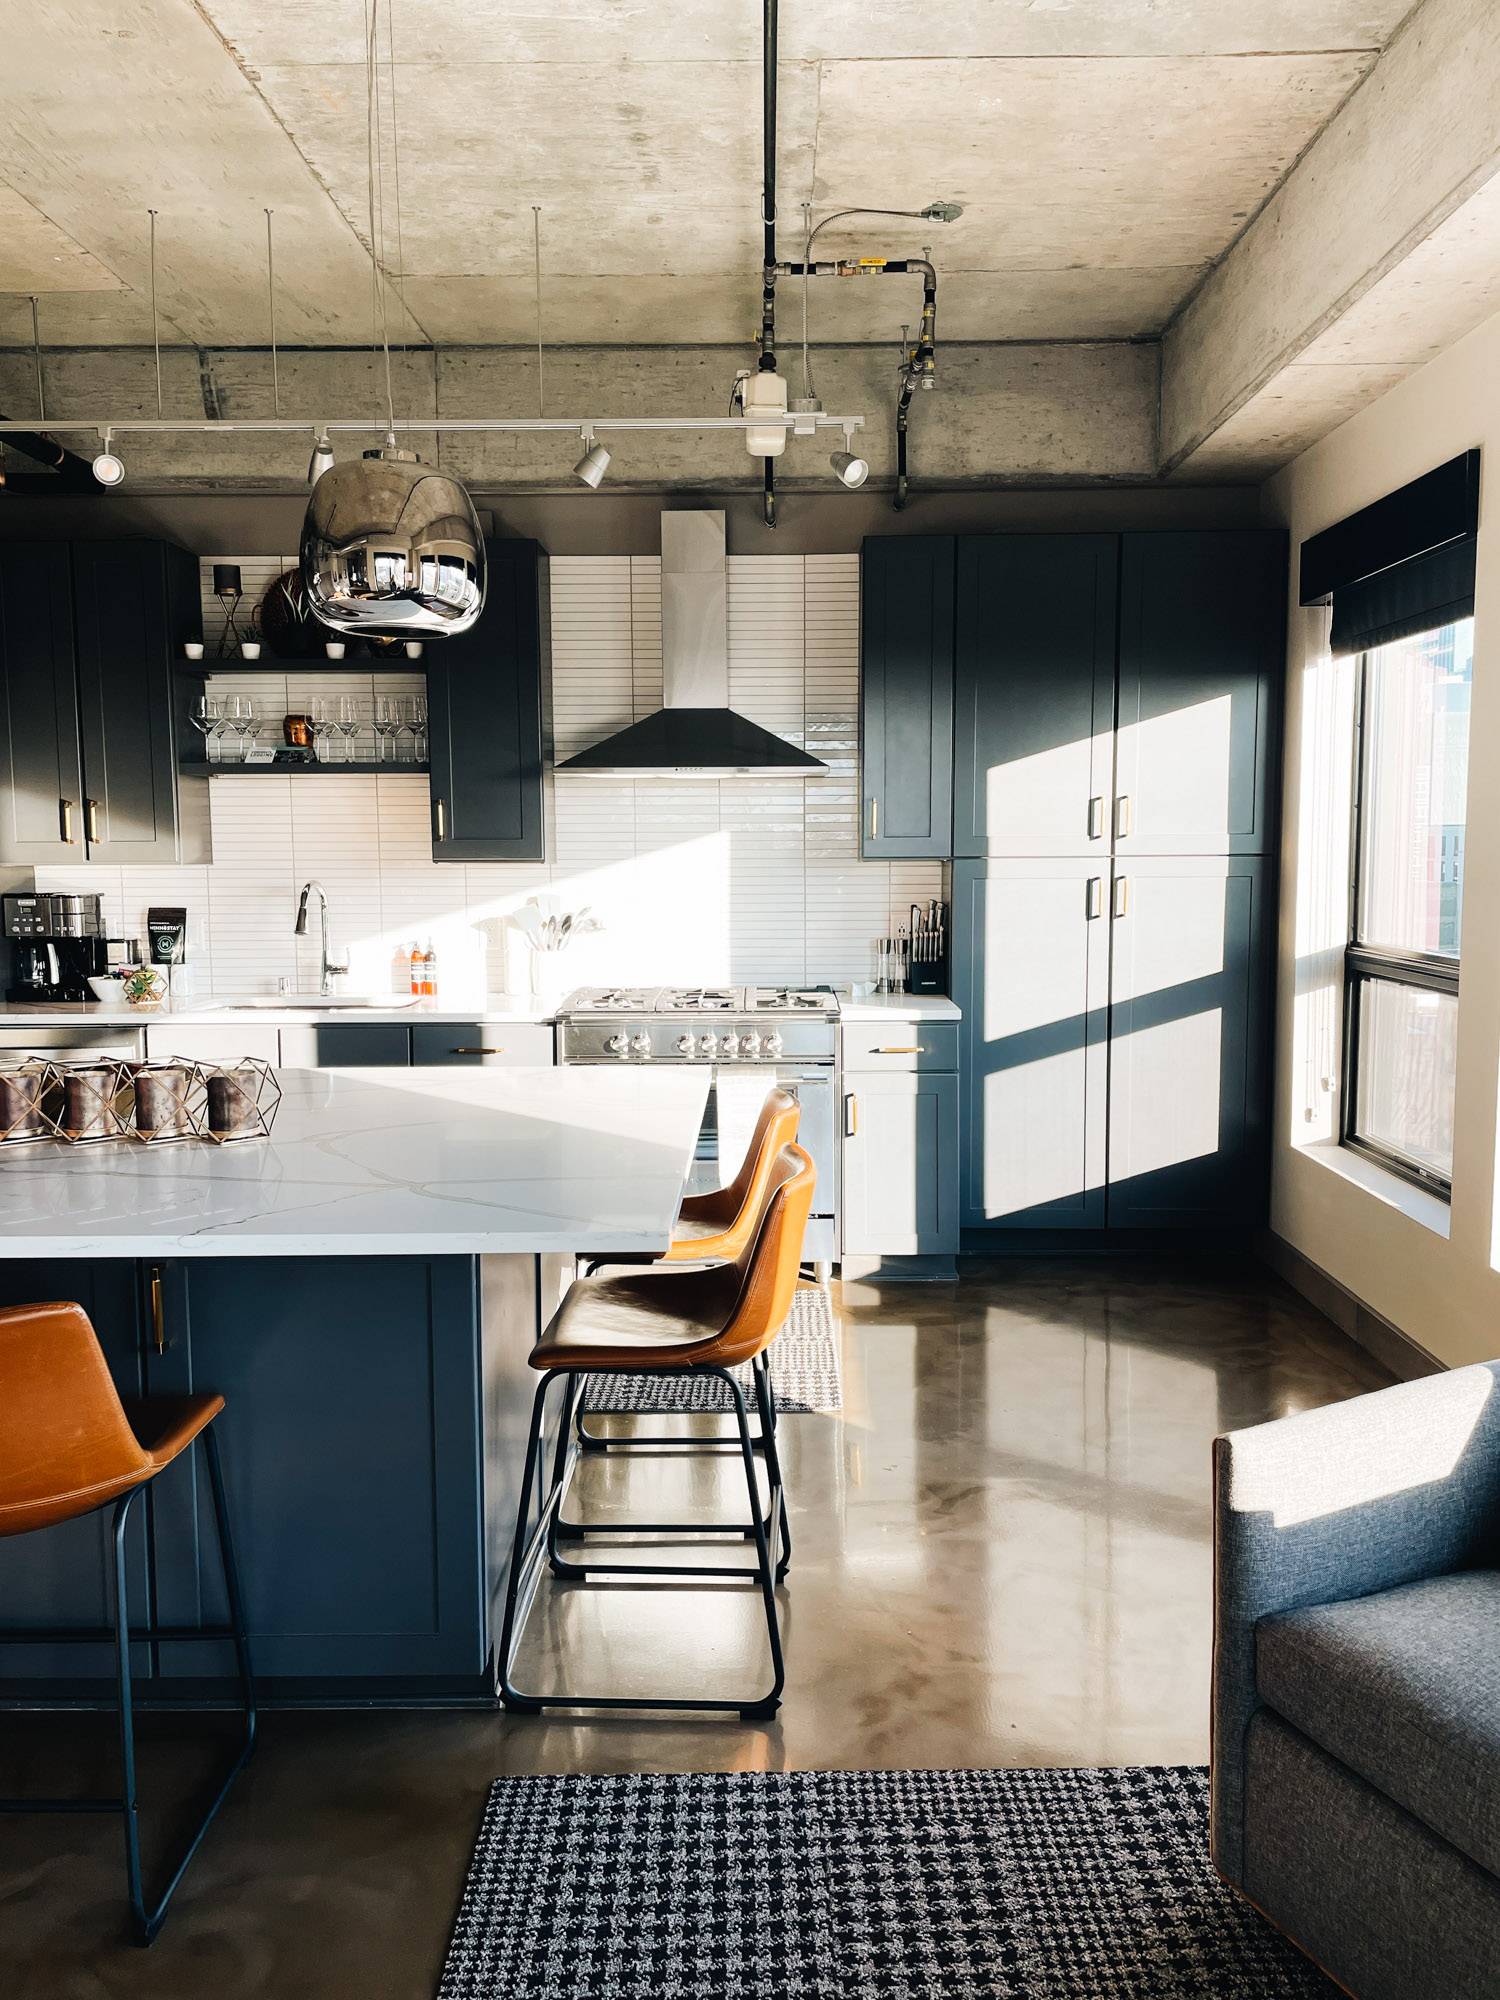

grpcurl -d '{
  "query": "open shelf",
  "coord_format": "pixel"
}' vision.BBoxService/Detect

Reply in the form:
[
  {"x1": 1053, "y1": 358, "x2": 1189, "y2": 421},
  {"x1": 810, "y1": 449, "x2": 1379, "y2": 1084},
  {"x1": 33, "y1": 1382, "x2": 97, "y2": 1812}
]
[
  {"x1": 177, "y1": 654, "x2": 429, "y2": 676},
  {"x1": 180, "y1": 760, "x2": 429, "y2": 778}
]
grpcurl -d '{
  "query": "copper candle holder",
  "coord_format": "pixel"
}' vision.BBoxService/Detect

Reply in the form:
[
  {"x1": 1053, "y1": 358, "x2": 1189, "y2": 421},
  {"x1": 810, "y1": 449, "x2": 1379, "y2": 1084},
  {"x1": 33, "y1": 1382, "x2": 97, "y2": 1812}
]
[
  {"x1": 0, "y1": 1059, "x2": 63, "y2": 1144},
  {"x1": 198, "y1": 1059, "x2": 282, "y2": 1144},
  {"x1": 56, "y1": 1060, "x2": 134, "y2": 1143},
  {"x1": 129, "y1": 1061, "x2": 204, "y2": 1145}
]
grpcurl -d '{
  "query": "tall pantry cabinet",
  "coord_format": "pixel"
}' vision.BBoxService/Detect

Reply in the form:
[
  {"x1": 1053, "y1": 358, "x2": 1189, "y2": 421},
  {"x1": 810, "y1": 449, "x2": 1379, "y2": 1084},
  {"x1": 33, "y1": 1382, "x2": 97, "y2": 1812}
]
[{"x1": 858, "y1": 529, "x2": 1284, "y2": 1243}]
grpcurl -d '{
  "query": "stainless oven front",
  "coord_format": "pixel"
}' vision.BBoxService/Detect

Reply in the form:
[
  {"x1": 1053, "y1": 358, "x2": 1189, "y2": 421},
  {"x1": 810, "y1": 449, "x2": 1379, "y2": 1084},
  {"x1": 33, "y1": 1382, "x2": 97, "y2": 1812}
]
[{"x1": 703, "y1": 1064, "x2": 837, "y2": 1270}]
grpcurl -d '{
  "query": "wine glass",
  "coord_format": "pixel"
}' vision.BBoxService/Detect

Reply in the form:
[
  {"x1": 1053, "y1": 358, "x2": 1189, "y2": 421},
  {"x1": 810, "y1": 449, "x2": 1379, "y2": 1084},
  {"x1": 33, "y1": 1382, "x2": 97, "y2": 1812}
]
[
  {"x1": 335, "y1": 694, "x2": 361, "y2": 764},
  {"x1": 228, "y1": 694, "x2": 257, "y2": 764},
  {"x1": 373, "y1": 694, "x2": 400, "y2": 764},
  {"x1": 189, "y1": 691, "x2": 223, "y2": 765},
  {"x1": 309, "y1": 697, "x2": 336, "y2": 765},
  {"x1": 410, "y1": 694, "x2": 428, "y2": 764}
]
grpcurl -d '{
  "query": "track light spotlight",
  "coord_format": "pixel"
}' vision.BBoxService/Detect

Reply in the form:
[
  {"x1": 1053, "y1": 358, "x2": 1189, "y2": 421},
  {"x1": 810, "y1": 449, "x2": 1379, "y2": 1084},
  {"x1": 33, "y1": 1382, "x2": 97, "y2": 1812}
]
[
  {"x1": 573, "y1": 429, "x2": 610, "y2": 489},
  {"x1": 920, "y1": 200, "x2": 964, "y2": 223},
  {"x1": 831, "y1": 430, "x2": 868, "y2": 489},
  {"x1": 91, "y1": 429, "x2": 125, "y2": 488},
  {"x1": 307, "y1": 428, "x2": 335, "y2": 483}
]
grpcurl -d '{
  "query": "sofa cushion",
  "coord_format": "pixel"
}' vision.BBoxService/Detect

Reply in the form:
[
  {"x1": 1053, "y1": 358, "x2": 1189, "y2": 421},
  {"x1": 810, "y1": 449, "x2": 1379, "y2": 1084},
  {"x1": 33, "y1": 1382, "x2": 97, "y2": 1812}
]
[{"x1": 1257, "y1": 1570, "x2": 1500, "y2": 1882}]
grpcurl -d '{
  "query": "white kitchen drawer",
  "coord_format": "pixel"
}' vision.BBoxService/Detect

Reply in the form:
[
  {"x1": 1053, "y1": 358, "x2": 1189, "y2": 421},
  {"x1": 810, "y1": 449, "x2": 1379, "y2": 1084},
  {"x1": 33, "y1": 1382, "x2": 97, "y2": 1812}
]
[
  {"x1": 411, "y1": 1022, "x2": 554, "y2": 1067},
  {"x1": 840, "y1": 1022, "x2": 958, "y2": 1073},
  {"x1": 143, "y1": 1024, "x2": 282, "y2": 1066}
]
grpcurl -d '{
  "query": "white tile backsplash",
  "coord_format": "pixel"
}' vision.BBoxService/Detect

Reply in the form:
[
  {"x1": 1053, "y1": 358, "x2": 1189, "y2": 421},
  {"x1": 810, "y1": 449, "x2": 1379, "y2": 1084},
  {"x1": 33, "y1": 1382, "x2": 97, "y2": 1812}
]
[{"x1": 34, "y1": 554, "x2": 942, "y2": 999}]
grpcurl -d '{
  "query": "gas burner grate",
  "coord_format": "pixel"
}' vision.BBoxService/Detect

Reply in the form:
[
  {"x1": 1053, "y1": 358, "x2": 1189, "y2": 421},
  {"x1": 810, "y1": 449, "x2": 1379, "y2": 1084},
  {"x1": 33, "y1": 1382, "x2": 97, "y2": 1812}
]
[{"x1": 662, "y1": 987, "x2": 739, "y2": 1011}]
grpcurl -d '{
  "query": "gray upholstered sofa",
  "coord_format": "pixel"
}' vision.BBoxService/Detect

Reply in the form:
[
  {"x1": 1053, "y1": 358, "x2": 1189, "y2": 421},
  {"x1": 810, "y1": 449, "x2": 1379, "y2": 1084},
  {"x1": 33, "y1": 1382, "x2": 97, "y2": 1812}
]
[{"x1": 1213, "y1": 1361, "x2": 1500, "y2": 2000}]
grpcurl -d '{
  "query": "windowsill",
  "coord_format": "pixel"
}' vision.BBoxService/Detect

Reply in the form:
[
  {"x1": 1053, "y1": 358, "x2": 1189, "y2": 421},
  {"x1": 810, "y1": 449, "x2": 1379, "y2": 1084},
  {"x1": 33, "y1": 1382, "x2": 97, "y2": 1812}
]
[{"x1": 1302, "y1": 1140, "x2": 1452, "y2": 1239}]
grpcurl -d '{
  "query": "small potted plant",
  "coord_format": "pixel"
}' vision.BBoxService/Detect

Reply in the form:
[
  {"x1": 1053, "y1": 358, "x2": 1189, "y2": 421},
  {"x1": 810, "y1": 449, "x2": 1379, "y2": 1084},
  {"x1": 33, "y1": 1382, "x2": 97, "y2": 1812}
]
[{"x1": 121, "y1": 965, "x2": 166, "y2": 1012}]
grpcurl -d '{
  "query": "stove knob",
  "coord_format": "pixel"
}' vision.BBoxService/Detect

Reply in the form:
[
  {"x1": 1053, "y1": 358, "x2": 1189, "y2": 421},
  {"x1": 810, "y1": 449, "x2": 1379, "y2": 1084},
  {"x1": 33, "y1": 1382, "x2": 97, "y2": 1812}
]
[
  {"x1": 739, "y1": 1030, "x2": 760, "y2": 1059},
  {"x1": 675, "y1": 1032, "x2": 696, "y2": 1058},
  {"x1": 762, "y1": 1031, "x2": 783, "y2": 1059},
  {"x1": 604, "y1": 1032, "x2": 629, "y2": 1057},
  {"x1": 699, "y1": 1031, "x2": 718, "y2": 1059},
  {"x1": 631, "y1": 1032, "x2": 652, "y2": 1058},
  {"x1": 720, "y1": 1031, "x2": 740, "y2": 1059}
]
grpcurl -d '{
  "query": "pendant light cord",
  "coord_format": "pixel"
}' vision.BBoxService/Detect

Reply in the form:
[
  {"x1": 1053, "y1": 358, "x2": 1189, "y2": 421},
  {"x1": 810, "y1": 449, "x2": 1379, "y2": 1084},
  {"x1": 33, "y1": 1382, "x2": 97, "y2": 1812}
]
[
  {"x1": 533, "y1": 205, "x2": 545, "y2": 418},
  {"x1": 365, "y1": 0, "x2": 396, "y2": 439}
]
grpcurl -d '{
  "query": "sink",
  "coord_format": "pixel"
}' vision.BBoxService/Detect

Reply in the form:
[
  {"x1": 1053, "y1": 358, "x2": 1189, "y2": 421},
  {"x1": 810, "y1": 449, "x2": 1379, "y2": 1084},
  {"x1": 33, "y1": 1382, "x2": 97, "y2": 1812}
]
[{"x1": 203, "y1": 995, "x2": 422, "y2": 1012}]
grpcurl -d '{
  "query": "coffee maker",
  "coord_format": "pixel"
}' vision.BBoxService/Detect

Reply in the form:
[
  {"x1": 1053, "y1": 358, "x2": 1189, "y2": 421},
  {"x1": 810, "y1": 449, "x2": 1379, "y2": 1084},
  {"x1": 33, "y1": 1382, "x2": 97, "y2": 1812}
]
[{"x1": 3, "y1": 892, "x2": 109, "y2": 1001}]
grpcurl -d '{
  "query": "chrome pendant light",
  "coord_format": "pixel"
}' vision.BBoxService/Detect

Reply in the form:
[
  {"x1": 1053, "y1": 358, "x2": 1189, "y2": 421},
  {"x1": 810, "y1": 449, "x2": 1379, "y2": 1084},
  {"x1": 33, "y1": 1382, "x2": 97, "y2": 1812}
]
[
  {"x1": 301, "y1": 0, "x2": 484, "y2": 639},
  {"x1": 302, "y1": 444, "x2": 485, "y2": 634}
]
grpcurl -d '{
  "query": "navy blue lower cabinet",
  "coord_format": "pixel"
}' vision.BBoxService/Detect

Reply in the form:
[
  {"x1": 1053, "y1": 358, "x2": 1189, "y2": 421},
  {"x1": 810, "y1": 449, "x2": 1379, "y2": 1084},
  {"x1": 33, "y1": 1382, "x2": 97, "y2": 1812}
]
[
  {"x1": 0, "y1": 1260, "x2": 152, "y2": 1683},
  {"x1": 277, "y1": 1022, "x2": 412, "y2": 1067},
  {"x1": 954, "y1": 857, "x2": 1111, "y2": 1233},
  {"x1": 147, "y1": 1255, "x2": 493, "y2": 1687}
]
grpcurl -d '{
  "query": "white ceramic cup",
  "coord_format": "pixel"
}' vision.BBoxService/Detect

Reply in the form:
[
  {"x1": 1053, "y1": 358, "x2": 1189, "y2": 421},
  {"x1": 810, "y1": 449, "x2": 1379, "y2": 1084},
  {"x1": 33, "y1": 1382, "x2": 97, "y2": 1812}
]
[
  {"x1": 184, "y1": 641, "x2": 204, "y2": 660},
  {"x1": 404, "y1": 641, "x2": 424, "y2": 660},
  {"x1": 241, "y1": 640, "x2": 262, "y2": 660},
  {"x1": 325, "y1": 641, "x2": 346, "y2": 660}
]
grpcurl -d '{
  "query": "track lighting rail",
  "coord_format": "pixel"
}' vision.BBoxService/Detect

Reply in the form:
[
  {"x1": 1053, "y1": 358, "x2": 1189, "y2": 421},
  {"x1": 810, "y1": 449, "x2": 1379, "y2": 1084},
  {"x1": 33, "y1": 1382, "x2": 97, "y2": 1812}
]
[{"x1": 0, "y1": 415, "x2": 866, "y2": 437}]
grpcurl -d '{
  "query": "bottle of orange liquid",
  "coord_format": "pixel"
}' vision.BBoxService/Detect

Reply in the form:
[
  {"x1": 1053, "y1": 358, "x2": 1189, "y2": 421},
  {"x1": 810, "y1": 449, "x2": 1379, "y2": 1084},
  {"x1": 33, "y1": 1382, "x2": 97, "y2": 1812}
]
[
  {"x1": 405, "y1": 943, "x2": 422, "y2": 998},
  {"x1": 419, "y1": 939, "x2": 436, "y2": 998}
]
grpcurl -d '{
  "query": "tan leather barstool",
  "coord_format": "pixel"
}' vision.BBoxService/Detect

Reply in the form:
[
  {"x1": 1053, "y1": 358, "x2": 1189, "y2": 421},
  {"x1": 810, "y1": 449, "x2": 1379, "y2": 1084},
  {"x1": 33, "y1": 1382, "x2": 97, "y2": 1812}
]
[
  {"x1": 576, "y1": 1083, "x2": 802, "y2": 1457},
  {"x1": 500, "y1": 1142, "x2": 816, "y2": 1719},
  {"x1": 0, "y1": 1301, "x2": 255, "y2": 1946}
]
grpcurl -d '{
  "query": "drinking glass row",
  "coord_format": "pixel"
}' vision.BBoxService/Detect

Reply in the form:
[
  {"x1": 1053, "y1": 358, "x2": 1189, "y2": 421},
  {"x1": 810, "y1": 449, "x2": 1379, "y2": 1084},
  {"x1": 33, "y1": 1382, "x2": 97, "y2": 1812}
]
[{"x1": 189, "y1": 694, "x2": 429, "y2": 765}]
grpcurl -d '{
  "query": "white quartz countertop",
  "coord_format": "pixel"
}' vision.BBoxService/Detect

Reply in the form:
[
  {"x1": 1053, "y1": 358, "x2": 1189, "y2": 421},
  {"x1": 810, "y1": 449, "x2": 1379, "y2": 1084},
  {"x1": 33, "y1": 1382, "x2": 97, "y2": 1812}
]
[
  {"x1": 0, "y1": 1066, "x2": 708, "y2": 1259},
  {"x1": 0, "y1": 994, "x2": 556, "y2": 1028},
  {"x1": 838, "y1": 994, "x2": 961, "y2": 1021}
]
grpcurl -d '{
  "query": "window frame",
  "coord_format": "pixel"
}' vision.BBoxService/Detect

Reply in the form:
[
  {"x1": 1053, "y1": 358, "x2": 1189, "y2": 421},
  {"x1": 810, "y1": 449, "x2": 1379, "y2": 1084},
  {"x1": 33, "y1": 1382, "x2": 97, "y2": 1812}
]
[{"x1": 1340, "y1": 632, "x2": 1464, "y2": 1201}]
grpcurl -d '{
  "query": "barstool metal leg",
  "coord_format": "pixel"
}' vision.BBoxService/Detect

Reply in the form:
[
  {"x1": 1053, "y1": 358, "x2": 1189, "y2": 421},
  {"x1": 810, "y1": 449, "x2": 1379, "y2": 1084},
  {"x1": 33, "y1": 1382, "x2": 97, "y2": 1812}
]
[
  {"x1": 500, "y1": 1364, "x2": 786, "y2": 1717},
  {"x1": 110, "y1": 1487, "x2": 147, "y2": 1938}
]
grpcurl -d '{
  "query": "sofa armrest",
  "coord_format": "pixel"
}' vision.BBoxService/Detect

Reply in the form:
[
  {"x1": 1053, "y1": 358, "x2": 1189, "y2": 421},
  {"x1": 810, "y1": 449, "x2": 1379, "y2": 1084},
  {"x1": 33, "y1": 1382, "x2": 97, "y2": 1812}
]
[{"x1": 1212, "y1": 1360, "x2": 1500, "y2": 1883}]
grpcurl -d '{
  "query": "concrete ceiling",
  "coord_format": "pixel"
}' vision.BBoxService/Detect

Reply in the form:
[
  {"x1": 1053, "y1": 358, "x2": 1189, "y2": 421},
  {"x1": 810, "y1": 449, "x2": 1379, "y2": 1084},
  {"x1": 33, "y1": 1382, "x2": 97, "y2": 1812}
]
[
  {"x1": 0, "y1": 1, "x2": 1408, "y2": 351},
  {"x1": 3, "y1": 0, "x2": 1498, "y2": 492}
]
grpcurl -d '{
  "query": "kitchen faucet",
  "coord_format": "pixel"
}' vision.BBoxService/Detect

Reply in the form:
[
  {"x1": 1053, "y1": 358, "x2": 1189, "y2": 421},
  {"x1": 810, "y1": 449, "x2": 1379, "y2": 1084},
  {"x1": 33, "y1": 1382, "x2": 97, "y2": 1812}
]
[{"x1": 293, "y1": 880, "x2": 348, "y2": 994}]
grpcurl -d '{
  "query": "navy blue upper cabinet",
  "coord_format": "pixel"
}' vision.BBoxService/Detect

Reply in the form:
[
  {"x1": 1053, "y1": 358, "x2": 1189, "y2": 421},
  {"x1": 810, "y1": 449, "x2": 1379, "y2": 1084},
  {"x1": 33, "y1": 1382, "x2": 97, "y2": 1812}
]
[
  {"x1": 72, "y1": 540, "x2": 210, "y2": 864},
  {"x1": 1115, "y1": 531, "x2": 1285, "y2": 856},
  {"x1": 427, "y1": 539, "x2": 549, "y2": 862},
  {"x1": 0, "y1": 542, "x2": 86, "y2": 865},
  {"x1": 0, "y1": 538, "x2": 208, "y2": 866},
  {"x1": 860, "y1": 536, "x2": 954, "y2": 858},
  {"x1": 954, "y1": 536, "x2": 1118, "y2": 858}
]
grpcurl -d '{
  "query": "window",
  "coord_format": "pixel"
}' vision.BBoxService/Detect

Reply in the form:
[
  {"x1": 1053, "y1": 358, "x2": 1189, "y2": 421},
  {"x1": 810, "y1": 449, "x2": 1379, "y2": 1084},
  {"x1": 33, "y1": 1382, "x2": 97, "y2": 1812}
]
[{"x1": 1344, "y1": 617, "x2": 1472, "y2": 1195}]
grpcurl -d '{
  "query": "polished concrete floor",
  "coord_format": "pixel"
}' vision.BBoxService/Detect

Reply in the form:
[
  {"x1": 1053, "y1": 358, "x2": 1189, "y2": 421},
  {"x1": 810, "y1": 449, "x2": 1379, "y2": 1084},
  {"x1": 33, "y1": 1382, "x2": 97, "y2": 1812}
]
[{"x1": 3, "y1": 1257, "x2": 1392, "y2": 1997}]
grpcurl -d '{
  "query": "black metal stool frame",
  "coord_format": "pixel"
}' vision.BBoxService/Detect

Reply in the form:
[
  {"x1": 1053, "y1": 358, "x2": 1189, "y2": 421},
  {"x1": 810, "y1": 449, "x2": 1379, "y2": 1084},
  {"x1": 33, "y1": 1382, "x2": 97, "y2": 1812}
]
[
  {"x1": 557, "y1": 1352, "x2": 790, "y2": 1555},
  {"x1": 0, "y1": 1424, "x2": 257, "y2": 1946},
  {"x1": 499, "y1": 1361, "x2": 788, "y2": 1719}
]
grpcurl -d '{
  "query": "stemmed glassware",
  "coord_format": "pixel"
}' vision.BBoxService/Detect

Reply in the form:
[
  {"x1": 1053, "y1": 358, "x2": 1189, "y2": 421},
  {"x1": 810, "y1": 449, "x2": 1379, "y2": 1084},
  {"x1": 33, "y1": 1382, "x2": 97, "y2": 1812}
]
[
  {"x1": 411, "y1": 694, "x2": 428, "y2": 764},
  {"x1": 309, "y1": 697, "x2": 337, "y2": 765},
  {"x1": 189, "y1": 691, "x2": 224, "y2": 765},
  {"x1": 221, "y1": 694, "x2": 256, "y2": 763},
  {"x1": 335, "y1": 694, "x2": 361, "y2": 763},
  {"x1": 373, "y1": 694, "x2": 401, "y2": 764}
]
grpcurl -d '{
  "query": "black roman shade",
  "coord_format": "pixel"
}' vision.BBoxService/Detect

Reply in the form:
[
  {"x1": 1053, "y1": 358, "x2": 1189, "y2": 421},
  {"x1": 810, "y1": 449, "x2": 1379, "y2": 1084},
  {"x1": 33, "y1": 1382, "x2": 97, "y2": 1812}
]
[{"x1": 1299, "y1": 449, "x2": 1480, "y2": 657}]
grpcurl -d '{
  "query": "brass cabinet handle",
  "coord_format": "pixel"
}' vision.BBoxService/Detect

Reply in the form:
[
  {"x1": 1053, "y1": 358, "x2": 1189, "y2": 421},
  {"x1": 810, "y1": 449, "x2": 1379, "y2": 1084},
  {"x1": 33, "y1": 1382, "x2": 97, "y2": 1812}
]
[
  {"x1": 1115, "y1": 794, "x2": 1132, "y2": 839},
  {"x1": 872, "y1": 1045, "x2": 925, "y2": 1055},
  {"x1": 85, "y1": 798, "x2": 100, "y2": 843},
  {"x1": 867, "y1": 797, "x2": 879, "y2": 841},
  {"x1": 1113, "y1": 874, "x2": 1130, "y2": 919},
  {"x1": 1088, "y1": 795, "x2": 1104, "y2": 840},
  {"x1": 433, "y1": 797, "x2": 447, "y2": 840},
  {"x1": 1086, "y1": 876, "x2": 1103, "y2": 920},
  {"x1": 844, "y1": 1091, "x2": 858, "y2": 1137},
  {"x1": 451, "y1": 1046, "x2": 503, "y2": 1055},
  {"x1": 59, "y1": 797, "x2": 75, "y2": 843},
  {"x1": 150, "y1": 1265, "x2": 165, "y2": 1354}
]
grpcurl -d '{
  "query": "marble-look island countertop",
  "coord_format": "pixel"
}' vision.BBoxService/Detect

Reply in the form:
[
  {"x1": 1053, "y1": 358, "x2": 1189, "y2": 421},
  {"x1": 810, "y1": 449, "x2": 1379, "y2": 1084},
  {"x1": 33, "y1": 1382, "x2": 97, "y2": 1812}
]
[
  {"x1": 0, "y1": 993, "x2": 557, "y2": 1028},
  {"x1": 0, "y1": 1066, "x2": 709, "y2": 1259}
]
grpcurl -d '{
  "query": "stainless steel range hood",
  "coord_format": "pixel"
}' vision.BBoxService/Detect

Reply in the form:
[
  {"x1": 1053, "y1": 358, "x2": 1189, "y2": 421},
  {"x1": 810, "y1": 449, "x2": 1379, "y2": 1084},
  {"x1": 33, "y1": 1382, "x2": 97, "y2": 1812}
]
[{"x1": 553, "y1": 510, "x2": 825, "y2": 777}]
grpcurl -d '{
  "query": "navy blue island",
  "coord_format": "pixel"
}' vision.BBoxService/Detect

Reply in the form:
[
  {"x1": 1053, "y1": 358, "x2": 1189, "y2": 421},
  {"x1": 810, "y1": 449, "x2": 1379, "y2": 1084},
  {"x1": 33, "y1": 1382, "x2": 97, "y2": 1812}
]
[{"x1": 0, "y1": 1065, "x2": 708, "y2": 1704}]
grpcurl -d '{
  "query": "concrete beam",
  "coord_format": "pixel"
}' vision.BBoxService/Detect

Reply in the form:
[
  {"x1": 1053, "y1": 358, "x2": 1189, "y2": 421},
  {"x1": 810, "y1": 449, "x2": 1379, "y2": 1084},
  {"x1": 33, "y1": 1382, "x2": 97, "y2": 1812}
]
[
  {"x1": 0, "y1": 340, "x2": 1158, "y2": 493},
  {"x1": 1160, "y1": 0, "x2": 1500, "y2": 476}
]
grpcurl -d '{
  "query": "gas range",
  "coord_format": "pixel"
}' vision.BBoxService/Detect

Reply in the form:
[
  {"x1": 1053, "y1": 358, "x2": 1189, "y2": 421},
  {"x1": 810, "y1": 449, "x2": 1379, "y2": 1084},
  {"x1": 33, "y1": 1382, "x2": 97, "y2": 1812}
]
[{"x1": 558, "y1": 986, "x2": 838, "y2": 1065}]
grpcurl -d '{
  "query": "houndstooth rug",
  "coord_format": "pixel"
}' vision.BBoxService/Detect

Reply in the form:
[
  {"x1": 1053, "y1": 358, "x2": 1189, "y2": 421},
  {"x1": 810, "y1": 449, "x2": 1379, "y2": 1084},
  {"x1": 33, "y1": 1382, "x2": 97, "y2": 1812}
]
[
  {"x1": 582, "y1": 1283, "x2": 842, "y2": 1415},
  {"x1": 438, "y1": 1766, "x2": 1336, "y2": 1998}
]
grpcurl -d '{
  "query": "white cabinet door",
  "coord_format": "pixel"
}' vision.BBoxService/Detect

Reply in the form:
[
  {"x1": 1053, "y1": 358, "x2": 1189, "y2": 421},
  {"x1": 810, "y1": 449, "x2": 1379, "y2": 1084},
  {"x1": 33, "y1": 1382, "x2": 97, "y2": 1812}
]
[
  {"x1": 841, "y1": 1070, "x2": 958, "y2": 1256},
  {"x1": 142, "y1": 1024, "x2": 281, "y2": 1065},
  {"x1": 955, "y1": 858, "x2": 1110, "y2": 1230}
]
